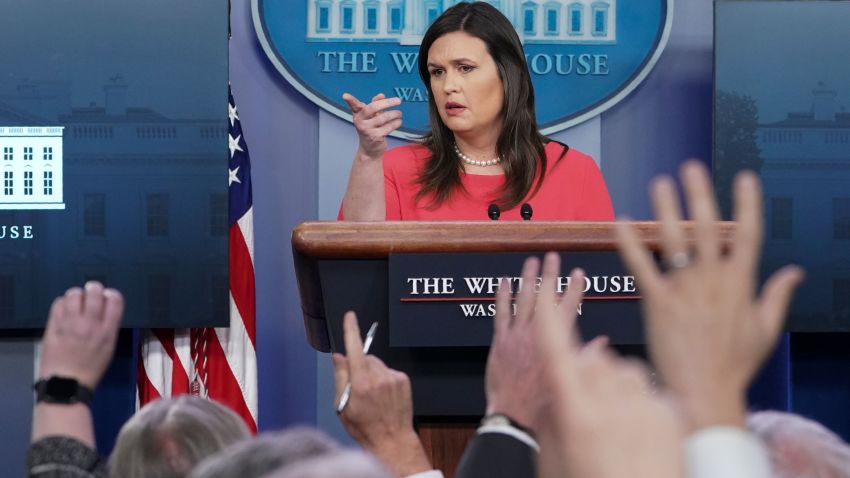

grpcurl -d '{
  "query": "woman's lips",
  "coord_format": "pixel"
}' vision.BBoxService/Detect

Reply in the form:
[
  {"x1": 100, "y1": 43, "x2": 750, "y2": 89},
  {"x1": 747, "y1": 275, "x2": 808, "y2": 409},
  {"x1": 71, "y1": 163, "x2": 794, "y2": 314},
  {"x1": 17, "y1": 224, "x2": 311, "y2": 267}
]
[{"x1": 445, "y1": 102, "x2": 467, "y2": 116}]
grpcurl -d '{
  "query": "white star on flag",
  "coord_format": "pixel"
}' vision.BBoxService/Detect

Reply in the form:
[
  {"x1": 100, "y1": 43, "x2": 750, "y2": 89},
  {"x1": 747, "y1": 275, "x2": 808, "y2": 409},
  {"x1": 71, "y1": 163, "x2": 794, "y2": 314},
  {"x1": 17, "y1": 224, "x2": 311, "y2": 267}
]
[
  {"x1": 228, "y1": 103, "x2": 239, "y2": 127},
  {"x1": 229, "y1": 166, "x2": 241, "y2": 186},
  {"x1": 229, "y1": 134, "x2": 244, "y2": 158}
]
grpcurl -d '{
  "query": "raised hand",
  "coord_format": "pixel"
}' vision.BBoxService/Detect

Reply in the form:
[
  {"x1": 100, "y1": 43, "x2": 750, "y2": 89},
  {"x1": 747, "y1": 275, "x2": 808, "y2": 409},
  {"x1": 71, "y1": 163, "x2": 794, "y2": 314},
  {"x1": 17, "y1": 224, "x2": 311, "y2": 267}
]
[
  {"x1": 615, "y1": 161, "x2": 804, "y2": 430},
  {"x1": 532, "y1": 253, "x2": 685, "y2": 478},
  {"x1": 343, "y1": 92, "x2": 403, "y2": 160},
  {"x1": 39, "y1": 281, "x2": 125, "y2": 390},
  {"x1": 485, "y1": 255, "x2": 580, "y2": 432},
  {"x1": 32, "y1": 281, "x2": 125, "y2": 448},
  {"x1": 332, "y1": 312, "x2": 432, "y2": 476}
]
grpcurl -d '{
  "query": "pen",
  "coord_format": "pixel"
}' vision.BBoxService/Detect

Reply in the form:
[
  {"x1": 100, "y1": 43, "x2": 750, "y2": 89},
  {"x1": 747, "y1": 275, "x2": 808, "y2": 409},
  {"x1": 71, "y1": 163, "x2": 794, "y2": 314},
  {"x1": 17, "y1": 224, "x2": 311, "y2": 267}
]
[{"x1": 336, "y1": 321, "x2": 379, "y2": 414}]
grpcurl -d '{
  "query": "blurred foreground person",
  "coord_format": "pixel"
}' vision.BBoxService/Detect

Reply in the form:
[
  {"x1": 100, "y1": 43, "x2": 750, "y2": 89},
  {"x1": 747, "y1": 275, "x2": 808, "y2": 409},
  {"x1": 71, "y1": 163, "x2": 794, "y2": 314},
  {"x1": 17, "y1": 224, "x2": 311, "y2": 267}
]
[
  {"x1": 109, "y1": 396, "x2": 249, "y2": 478},
  {"x1": 748, "y1": 411, "x2": 850, "y2": 478},
  {"x1": 527, "y1": 254, "x2": 685, "y2": 478},
  {"x1": 188, "y1": 428, "x2": 339, "y2": 478},
  {"x1": 263, "y1": 450, "x2": 392, "y2": 478},
  {"x1": 613, "y1": 161, "x2": 804, "y2": 478}
]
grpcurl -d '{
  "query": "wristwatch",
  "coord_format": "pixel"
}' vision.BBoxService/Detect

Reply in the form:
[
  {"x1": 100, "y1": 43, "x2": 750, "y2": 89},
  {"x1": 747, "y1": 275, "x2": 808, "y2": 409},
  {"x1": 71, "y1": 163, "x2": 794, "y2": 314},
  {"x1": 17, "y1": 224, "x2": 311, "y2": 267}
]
[
  {"x1": 34, "y1": 376, "x2": 93, "y2": 406},
  {"x1": 480, "y1": 413, "x2": 536, "y2": 438}
]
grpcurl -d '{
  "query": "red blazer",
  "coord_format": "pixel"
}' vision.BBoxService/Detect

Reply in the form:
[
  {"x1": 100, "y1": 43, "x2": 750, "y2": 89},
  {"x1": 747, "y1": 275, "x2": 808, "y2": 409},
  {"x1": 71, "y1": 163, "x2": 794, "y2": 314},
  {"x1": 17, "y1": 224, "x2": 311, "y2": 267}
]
[{"x1": 341, "y1": 141, "x2": 614, "y2": 221}]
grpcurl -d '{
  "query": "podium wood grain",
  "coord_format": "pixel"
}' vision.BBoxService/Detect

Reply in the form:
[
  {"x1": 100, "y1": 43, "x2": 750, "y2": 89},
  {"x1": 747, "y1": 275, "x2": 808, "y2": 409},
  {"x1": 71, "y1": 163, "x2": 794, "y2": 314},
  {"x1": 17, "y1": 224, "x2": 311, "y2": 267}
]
[
  {"x1": 417, "y1": 420, "x2": 478, "y2": 478},
  {"x1": 292, "y1": 220, "x2": 735, "y2": 257}
]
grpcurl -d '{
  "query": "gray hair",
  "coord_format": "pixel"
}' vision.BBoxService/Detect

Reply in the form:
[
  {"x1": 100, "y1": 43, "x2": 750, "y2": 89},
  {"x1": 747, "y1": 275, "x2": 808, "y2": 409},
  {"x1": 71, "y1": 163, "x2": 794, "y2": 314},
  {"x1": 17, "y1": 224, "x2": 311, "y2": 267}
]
[
  {"x1": 188, "y1": 427, "x2": 341, "y2": 478},
  {"x1": 748, "y1": 410, "x2": 850, "y2": 478},
  {"x1": 260, "y1": 450, "x2": 392, "y2": 478},
  {"x1": 108, "y1": 396, "x2": 251, "y2": 478}
]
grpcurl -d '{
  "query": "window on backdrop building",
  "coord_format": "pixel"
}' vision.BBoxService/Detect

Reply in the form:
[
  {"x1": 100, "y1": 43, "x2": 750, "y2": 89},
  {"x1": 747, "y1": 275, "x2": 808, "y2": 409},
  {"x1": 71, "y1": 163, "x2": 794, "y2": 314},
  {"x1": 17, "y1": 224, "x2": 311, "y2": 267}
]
[
  {"x1": 545, "y1": 3, "x2": 560, "y2": 35},
  {"x1": 569, "y1": 3, "x2": 583, "y2": 34},
  {"x1": 3, "y1": 171, "x2": 12, "y2": 196},
  {"x1": 43, "y1": 170, "x2": 53, "y2": 196},
  {"x1": 211, "y1": 273, "x2": 229, "y2": 324},
  {"x1": 83, "y1": 193, "x2": 106, "y2": 237},
  {"x1": 833, "y1": 198, "x2": 850, "y2": 240},
  {"x1": 148, "y1": 274, "x2": 171, "y2": 322},
  {"x1": 146, "y1": 193, "x2": 169, "y2": 237},
  {"x1": 833, "y1": 278, "x2": 850, "y2": 318},
  {"x1": 316, "y1": 0, "x2": 331, "y2": 32},
  {"x1": 592, "y1": 2, "x2": 609, "y2": 36},
  {"x1": 426, "y1": 1, "x2": 440, "y2": 25},
  {"x1": 340, "y1": 1, "x2": 355, "y2": 33},
  {"x1": 2, "y1": 147, "x2": 12, "y2": 161},
  {"x1": 364, "y1": 1, "x2": 379, "y2": 33},
  {"x1": 771, "y1": 197, "x2": 793, "y2": 240},
  {"x1": 43, "y1": 146, "x2": 53, "y2": 160},
  {"x1": 209, "y1": 193, "x2": 228, "y2": 237},
  {"x1": 388, "y1": 1, "x2": 403, "y2": 33},
  {"x1": 23, "y1": 147, "x2": 33, "y2": 161},
  {"x1": 0, "y1": 275, "x2": 13, "y2": 321},
  {"x1": 23, "y1": 170, "x2": 33, "y2": 195},
  {"x1": 523, "y1": 2, "x2": 537, "y2": 35}
]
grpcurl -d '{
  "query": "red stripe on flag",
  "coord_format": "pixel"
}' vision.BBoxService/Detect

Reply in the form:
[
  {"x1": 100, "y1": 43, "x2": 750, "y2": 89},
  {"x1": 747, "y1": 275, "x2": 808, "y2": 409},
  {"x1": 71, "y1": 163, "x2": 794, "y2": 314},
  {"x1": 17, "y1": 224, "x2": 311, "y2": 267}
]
[
  {"x1": 205, "y1": 331, "x2": 258, "y2": 433},
  {"x1": 229, "y1": 225, "x2": 256, "y2": 347}
]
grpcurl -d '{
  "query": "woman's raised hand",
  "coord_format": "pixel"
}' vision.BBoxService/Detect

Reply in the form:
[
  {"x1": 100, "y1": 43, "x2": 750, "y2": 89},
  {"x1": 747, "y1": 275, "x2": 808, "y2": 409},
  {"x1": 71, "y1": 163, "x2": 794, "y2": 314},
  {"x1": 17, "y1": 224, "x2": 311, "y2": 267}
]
[{"x1": 343, "y1": 92, "x2": 403, "y2": 160}]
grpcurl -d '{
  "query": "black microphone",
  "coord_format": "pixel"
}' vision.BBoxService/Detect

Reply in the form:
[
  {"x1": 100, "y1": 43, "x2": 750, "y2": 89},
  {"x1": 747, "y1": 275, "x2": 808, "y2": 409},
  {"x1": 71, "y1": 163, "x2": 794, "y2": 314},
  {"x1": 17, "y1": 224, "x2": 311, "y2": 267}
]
[
  {"x1": 520, "y1": 203, "x2": 533, "y2": 220},
  {"x1": 488, "y1": 203, "x2": 501, "y2": 220}
]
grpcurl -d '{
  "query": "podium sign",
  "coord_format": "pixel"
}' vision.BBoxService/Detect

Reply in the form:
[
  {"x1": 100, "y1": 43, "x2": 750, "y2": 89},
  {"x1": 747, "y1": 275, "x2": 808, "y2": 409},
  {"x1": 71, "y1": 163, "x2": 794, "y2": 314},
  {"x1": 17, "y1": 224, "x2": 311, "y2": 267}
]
[{"x1": 388, "y1": 252, "x2": 643, "y2": 346}]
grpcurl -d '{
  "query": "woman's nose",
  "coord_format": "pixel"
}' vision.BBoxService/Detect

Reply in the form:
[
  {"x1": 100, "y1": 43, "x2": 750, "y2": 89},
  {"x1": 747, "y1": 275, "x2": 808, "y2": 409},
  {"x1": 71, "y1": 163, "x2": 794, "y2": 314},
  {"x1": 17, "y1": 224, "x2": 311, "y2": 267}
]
[{"x1": 442, "y1": 71, "x2": 460, "y2": 93}]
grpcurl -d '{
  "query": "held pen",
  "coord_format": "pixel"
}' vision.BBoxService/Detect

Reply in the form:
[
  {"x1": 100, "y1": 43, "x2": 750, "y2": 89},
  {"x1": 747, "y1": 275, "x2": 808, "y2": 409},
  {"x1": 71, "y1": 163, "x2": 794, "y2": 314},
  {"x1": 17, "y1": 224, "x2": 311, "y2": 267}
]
[{"x1": 336, "y1": 321, "x2": 379, "y2": 414}]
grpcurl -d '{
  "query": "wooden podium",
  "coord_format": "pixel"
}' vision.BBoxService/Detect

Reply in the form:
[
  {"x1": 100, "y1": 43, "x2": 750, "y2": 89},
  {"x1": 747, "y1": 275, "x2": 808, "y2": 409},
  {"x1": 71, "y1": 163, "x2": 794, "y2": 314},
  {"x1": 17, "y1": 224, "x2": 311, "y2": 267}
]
[{"x1": 291, "y1": 221, "x2": 729, "y2": 476}]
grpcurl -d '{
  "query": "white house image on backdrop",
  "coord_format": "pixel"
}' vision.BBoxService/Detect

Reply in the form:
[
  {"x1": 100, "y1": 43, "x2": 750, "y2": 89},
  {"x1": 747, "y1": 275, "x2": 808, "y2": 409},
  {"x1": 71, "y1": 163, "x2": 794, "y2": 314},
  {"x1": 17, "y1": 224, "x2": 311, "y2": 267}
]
[
  {"x1": 0, "y1": 126, "x2": 65, "y2": 210},
  {"x1": 306, "y1": 0, "x2": 617, "y2": 45}
]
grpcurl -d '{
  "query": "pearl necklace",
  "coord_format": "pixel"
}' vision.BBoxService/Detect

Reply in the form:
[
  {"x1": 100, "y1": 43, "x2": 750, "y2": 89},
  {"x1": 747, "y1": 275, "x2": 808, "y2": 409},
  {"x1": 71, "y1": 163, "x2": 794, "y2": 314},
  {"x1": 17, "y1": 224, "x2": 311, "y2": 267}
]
[{"x1": 454, "y1": 143, "x2": 501, "y2": 167}]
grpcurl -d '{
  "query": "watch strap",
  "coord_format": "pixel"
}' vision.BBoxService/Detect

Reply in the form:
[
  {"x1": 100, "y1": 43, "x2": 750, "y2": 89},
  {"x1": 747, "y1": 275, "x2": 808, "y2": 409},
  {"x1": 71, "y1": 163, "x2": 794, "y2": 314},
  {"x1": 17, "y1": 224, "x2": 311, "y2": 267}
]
[{"x1": 34, "y1": 376, "x2": 94, "y2": 406}]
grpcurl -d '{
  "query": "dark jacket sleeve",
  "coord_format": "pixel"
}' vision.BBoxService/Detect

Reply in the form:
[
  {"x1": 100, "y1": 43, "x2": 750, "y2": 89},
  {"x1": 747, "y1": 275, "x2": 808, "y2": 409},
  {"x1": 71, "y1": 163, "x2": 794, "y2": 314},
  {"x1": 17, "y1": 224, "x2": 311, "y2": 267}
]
[
  {"x1": 27, "y1": 436, "x2": 107, "y2": 478},
  {"x1": 454, "y1": 432, "x2": 536, "y2": 478}
]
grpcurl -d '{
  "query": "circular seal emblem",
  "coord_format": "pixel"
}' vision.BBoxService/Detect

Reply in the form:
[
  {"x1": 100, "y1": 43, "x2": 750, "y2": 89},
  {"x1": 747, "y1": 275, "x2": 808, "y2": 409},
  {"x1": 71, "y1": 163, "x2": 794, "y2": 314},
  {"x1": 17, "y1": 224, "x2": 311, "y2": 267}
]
[{"x1": 253, "y1": 0, "x2": 673, "y2": 139}]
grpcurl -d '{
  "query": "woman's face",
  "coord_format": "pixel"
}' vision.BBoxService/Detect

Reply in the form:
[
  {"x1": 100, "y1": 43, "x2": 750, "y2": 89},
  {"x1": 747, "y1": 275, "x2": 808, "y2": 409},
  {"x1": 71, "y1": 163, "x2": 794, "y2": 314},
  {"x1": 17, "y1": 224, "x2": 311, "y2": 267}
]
[{"x1": 427, "y1": 31, "x2": 505, "y2": 141}]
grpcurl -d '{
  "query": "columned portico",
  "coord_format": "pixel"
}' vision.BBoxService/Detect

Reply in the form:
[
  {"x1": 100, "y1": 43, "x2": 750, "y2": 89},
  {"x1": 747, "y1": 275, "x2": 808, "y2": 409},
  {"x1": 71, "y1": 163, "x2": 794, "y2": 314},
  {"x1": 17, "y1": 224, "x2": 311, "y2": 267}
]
[{"x1": 306, "y1": 0, "x2": 617, "y2": 45}]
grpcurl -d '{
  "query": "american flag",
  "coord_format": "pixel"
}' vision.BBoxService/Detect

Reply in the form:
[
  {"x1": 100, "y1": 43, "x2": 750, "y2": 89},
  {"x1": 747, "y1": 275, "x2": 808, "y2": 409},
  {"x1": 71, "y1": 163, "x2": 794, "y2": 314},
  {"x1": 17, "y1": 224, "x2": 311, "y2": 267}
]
[{"x1": 137, "y1": 87, "x2": 258, "y2": 433}]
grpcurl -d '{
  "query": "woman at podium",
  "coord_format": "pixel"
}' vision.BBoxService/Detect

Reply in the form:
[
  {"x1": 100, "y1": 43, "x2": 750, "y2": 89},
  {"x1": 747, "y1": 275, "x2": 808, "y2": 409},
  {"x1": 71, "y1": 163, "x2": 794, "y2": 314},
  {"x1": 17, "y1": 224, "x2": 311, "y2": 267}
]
[{"x1": 340, "y1": 2, "x2": 614, "y2": 222}]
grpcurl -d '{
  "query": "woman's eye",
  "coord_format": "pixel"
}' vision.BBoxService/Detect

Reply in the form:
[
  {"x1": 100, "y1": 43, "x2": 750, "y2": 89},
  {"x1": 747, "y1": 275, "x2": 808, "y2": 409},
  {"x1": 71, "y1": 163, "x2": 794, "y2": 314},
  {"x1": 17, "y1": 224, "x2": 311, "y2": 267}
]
[
  {"x1": 430, "y1": 69, "x2": 444, "y2": 77},
  {"x1": 459, "y1": 65, "x2": 474, "y2": 73}
]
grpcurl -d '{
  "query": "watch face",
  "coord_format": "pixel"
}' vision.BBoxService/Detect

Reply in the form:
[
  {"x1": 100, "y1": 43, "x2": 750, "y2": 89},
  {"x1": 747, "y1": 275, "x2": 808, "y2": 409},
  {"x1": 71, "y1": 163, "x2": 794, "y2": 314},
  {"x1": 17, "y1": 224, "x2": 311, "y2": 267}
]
[
  {"x1": 482, "y1": 415, "x2": 511, "y2": 427},
  {"x1": 45, "y1": 377, "x2": 78, "y2": 398},
  {"x1": 489, "y1": 416, "x2": 510, "y2": 427}
]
